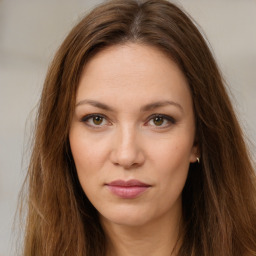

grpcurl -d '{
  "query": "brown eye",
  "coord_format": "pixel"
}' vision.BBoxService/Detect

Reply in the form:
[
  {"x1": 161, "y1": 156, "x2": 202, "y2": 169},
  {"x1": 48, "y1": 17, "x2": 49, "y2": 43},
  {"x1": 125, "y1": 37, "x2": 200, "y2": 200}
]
[
  {"x1": 93, "y1": 116, "x2": 103, "y2": 125},
  {"x1": 153, "y1": 116, "x2": 164, "y2": 126},
  {"x1": 81, "y1": 114, "x2": 108, "y2": 127},
  {"x1": 147, "y1": 114, "x2": 176, "y2": 128}
]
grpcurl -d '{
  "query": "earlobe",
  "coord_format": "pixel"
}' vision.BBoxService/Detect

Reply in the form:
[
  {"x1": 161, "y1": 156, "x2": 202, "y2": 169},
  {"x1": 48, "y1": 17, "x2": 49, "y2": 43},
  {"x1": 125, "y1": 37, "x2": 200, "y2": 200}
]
[{"x1": 189, "y1": 144, "x2": 200, "y2": 163}]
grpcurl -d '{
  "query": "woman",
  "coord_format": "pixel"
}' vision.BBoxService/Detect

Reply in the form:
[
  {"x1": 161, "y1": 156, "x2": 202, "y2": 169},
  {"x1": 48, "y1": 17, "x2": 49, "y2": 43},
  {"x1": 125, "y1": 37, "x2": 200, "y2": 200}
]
[{"x1": 20, "y1": 0, "x2": 256, "y2": 255}]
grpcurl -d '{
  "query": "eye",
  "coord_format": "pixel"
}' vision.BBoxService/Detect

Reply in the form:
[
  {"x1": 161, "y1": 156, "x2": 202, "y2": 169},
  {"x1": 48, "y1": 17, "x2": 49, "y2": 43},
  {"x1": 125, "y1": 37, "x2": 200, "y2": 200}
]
[
  {"x1": 152, "y1": 116, "x2": 165, "y2": 126},
  {"x1": 146, "y1": 114, "x2": 175, "y2": 128},
  {"x1": 81, "y1": 114, "x2": 109, "y2": 127}
]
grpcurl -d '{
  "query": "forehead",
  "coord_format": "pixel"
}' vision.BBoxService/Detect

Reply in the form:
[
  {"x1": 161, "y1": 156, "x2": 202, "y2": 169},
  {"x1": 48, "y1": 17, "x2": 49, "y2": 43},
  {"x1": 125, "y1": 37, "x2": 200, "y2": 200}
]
[{"x1": 77, "y1": 43, "x2": 192, "y2": 110}]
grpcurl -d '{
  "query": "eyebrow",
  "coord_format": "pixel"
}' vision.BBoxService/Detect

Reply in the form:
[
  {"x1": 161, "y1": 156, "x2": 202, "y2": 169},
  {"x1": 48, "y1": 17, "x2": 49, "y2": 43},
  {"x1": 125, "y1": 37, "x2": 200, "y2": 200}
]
[
  {"x1": 76, "y1": 99, "x2": 114, "y2": 111},
  {"x1": 140, "y1": 100, "x2": 184, "y2": 113},
  {"x1": 76, "y1": 99, "x2": 183, "y2": 113}
]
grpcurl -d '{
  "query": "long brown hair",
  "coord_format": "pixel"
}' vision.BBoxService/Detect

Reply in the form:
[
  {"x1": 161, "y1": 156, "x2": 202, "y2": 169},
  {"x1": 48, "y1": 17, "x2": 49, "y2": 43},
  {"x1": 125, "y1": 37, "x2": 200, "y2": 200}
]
[{"x1": 19, "y1": 0, "x2": 256, "y2": 255}]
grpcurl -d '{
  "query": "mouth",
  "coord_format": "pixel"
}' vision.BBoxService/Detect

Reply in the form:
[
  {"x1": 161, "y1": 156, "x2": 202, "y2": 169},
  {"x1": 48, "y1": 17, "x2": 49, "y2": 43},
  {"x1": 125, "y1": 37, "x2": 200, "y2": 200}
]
[{"x1": 105, "y1": 179, "x2": 151, "y2": 199}]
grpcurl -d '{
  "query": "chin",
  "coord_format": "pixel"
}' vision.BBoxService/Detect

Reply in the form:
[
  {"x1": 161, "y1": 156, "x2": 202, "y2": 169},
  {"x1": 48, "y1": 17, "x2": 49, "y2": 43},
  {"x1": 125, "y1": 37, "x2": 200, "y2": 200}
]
[{"x1": 100, "y1": 206, "x2": 152, "y2": 227}]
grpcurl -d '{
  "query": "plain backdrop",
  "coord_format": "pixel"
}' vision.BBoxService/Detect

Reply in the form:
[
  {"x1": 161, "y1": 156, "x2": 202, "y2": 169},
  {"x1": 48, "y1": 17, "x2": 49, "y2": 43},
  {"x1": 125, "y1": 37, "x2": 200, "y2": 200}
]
[{"x1": 0, "y1": 0, "x2": 255, "y2": 255}]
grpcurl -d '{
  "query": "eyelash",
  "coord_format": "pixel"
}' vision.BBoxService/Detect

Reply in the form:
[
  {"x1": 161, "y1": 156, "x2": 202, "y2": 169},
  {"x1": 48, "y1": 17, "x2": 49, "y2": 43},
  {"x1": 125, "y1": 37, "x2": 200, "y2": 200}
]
[
  {"x1": 80, "y1": 113, "x2": 176, "y2": 129},
  {"x1": 146, "y1": 114, "x2": 176, "y2": 128},
  {"x1": 81, "y1": 114, "x2": 109, "y2": 128}
]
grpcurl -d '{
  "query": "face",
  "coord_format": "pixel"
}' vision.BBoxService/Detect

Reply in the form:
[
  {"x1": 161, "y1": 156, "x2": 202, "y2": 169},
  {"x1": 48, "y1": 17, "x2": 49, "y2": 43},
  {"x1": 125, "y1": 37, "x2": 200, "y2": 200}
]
[{"x1": 69, "y1": 43, "x2": 198, "y2": 227}]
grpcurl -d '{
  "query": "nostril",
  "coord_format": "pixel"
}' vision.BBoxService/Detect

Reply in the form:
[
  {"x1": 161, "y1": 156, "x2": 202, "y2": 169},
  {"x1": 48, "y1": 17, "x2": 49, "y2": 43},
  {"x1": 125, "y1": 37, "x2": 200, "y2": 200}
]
[
  {"x1": 110, "y1": 146, "x2": 145, "y2": 169},
  {"x1": 109, "y1": 128, "x2": 145, "y2": 169}
]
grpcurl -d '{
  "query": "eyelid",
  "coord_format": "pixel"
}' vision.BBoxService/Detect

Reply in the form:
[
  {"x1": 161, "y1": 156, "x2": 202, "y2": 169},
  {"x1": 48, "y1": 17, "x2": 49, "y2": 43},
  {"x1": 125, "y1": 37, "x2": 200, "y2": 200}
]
[
  {"x1": 145, "y1": 114, "x2": 176, "y2": 127},
  {"x1": 80, "y1": 113, "x2": 175, "y2": 129},
  {"x1": 81, "y1": 113, "x2": 104, "y2": 121},
  {"x1": 80, "y1": 113, "x2": 111, "y2": 127}
]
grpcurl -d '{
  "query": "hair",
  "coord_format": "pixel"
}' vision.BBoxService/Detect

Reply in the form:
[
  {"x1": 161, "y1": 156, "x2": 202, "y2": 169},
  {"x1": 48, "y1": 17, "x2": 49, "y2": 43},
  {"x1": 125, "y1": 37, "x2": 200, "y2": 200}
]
[{"x1": 19, "y1": 0, "x2": 256, "y2": 255}]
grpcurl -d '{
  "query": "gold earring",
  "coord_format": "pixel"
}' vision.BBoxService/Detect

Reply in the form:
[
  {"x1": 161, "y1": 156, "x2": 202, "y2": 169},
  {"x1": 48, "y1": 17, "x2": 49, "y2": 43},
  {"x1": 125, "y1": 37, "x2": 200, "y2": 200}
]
[{"x1": 196, "y1": 157, "x2": 200, "y2": 164}]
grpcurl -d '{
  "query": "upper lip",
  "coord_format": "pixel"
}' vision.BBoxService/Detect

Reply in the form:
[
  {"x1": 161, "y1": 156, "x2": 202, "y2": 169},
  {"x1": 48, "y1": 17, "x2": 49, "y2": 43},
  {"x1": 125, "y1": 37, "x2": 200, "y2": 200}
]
[{"x1": 107, "y1": 179, "x2": 151, "y2": 187}]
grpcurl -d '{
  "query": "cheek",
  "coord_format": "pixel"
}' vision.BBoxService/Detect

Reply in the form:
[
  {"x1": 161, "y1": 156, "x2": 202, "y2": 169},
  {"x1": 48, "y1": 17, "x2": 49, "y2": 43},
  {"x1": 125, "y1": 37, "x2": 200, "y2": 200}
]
[
  {"x1": 148, "y1": 137, "x2": 192, "y2": 189},
  {"x1": 69, "y1": 130, "x2": 106, "y2": 193},
  {"x1": 149, "y1": 135, "x2": 193, "y2": 167},
  {"x1": 69, "y1": 128, "x2": 109, "y2": 169},
  {"x1": 69, "y1": 135, "x2": 104, "y2": 201}
]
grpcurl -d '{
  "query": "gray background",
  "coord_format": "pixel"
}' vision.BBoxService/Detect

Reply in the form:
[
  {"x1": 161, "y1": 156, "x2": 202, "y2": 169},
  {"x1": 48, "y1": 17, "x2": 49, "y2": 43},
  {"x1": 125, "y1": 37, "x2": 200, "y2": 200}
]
[{"x1": 0, "y1": 0, "x2": 255, "y2": 255}]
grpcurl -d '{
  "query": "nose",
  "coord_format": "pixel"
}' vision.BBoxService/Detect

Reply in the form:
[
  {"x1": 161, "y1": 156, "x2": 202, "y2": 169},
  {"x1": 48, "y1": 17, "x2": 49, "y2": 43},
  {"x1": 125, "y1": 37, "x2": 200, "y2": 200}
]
[{"x1": 110, "y1": 125, "x2": 145, "y2": 169}]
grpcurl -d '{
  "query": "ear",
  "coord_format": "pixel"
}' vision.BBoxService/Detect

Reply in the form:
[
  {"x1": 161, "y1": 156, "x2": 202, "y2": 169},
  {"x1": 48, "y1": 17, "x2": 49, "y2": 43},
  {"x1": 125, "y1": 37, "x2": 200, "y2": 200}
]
[{"x1": 189, "y1": 143, "x2": 200, "y2": 163}]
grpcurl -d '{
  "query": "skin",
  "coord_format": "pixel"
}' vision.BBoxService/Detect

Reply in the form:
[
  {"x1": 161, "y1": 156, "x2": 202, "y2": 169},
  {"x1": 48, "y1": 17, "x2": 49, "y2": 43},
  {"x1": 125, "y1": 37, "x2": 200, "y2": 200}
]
[{"x1": 69, "y1": 43, "x2": 198, "y2": 256}]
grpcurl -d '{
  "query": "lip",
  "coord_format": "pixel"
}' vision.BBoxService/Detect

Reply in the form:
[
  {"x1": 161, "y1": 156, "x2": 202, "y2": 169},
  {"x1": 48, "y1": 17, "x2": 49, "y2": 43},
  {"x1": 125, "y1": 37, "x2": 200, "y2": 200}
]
[{"x1": 106, "y1": 179, "x2": 151, "y2": 199}]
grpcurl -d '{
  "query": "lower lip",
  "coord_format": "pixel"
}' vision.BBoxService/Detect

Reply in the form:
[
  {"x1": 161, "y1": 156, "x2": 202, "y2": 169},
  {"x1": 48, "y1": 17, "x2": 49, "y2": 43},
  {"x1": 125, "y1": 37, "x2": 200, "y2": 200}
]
[{"x1": 107, "y1": 185, "x2": 149, "y2": 199}]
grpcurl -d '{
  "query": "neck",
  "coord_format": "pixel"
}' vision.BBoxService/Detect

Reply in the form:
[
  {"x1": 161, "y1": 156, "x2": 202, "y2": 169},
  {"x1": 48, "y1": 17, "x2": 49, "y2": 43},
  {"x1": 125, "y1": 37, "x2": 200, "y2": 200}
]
[{"x1": 101, "y1": 207, "x2": 183, "y2": 256}]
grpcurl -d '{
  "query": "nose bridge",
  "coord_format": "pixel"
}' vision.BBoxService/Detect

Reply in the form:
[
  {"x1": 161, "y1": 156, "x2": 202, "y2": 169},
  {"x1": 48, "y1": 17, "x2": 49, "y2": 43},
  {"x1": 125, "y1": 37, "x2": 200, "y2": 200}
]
[
  {"x1": 111, "y1": 122, "x2": 144, "y2": 168},
  {"x1": 120, "y1": 123, "x2": 136, "y2": 148}
]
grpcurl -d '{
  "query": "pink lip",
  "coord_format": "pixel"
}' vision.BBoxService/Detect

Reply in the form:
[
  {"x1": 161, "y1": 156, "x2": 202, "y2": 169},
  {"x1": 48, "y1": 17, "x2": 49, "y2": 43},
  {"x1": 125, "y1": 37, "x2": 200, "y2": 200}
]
[{"x1": 106, "y1": 179, "x2": 151, "y2": 199}]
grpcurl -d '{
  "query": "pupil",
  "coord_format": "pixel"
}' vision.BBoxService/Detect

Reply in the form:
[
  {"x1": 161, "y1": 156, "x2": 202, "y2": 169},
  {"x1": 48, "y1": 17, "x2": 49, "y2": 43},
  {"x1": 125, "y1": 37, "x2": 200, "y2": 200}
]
[
  {"x1": 154, "y1": 117, "x2": 163, "y2": 126},
  {"x1": 93, "y1": 116, "x2": 103, "y2": 125}
]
